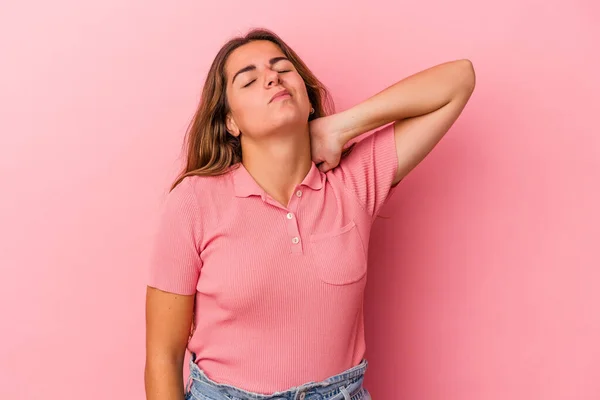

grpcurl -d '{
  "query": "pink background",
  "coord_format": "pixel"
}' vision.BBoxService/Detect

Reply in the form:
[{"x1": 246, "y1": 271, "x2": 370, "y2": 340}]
[{"x1": 1, "y1": 1, "x2": 599, "y2": 399}]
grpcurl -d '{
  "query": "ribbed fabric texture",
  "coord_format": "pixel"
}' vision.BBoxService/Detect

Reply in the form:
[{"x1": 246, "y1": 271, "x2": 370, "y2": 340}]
[{"x1": 148, "y1": 124, "x2": 399, "y2": 394}]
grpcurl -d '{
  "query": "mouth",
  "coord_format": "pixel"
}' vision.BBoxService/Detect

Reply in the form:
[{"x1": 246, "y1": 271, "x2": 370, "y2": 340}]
[{"x1": 269, "y1": 89, "x2": 291, "y2": 103}]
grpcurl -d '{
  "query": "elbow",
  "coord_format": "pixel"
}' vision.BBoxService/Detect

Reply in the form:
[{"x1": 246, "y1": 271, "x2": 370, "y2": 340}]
[
  {"x1": 145, "y1": 344, "x2": 186, "y2": 380},
  {"x1": 457, "y1": 59, "x2": 476, "y2": 94},
  {"x1": 144, "y1": 354, "x2": 185, "y2": 386},
  {"x1": 145, "y1": 350, "x2": 186, "y2": 372}
]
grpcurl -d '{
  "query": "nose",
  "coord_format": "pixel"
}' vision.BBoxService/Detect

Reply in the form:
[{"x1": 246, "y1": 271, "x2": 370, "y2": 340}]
[{"x1": 264, "y1": 67, "x2": 280, "y2": 87}]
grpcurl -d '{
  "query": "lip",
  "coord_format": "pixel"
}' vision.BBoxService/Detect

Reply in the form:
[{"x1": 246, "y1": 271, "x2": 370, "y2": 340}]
[{"x1": 269, "y1": 89, "x2": 291, "y2": 103}]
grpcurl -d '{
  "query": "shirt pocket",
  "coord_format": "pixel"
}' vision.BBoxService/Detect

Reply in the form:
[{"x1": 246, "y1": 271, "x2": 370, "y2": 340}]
[{"x1": 309, "y1": 219, "x2": 368, "y2": 285}]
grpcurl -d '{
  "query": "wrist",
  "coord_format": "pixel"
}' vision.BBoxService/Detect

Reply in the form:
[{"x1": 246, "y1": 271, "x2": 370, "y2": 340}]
[
  {"x1": 336, "y1": 102, "x2": 386, "y2": 146},
  {"x1": 335, "y1": 108, "x2": 362, "y2": 146}
]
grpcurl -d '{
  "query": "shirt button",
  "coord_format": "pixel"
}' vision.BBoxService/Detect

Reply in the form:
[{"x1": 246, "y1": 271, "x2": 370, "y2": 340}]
[
  {"x1": 296, "y1": 190, "x2": 303, "y2": 197},
  {"x1": 286, "y1": 213, "x2": 293, "y2": 219},
  {"x1": 292, "y1": 236, "x2": 300, "y2": 244},
  {"x1": 299, "y1": 393, "x2": 306, "y2": 400}
]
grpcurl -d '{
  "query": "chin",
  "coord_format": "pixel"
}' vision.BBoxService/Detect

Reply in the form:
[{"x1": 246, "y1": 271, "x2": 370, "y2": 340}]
[{"x1": 270, "y1": 110, "x2": 305, "y2": 129}]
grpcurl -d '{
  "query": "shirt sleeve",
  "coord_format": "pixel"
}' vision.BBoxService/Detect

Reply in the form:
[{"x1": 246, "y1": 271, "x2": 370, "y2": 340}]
[
  {"x1": 147, "y1": 177, "x2": 203, "y2": 295},
  {"x1": 331, "y1": 123, "x2": 399, "y2": 219}
]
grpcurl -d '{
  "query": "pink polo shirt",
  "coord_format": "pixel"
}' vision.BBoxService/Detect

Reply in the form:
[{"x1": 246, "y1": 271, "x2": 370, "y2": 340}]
[{"x1": 148, "y1": 123, "x2": 398, "y2": 394}]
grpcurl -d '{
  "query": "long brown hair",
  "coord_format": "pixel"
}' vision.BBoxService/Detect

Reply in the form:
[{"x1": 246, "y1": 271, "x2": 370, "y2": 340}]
[{"x1": 170, "y1": 28, "x2": 352, "y2": 192}]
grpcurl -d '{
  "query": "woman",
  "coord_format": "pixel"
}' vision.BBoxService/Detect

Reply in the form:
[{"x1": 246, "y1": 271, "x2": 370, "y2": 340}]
[{"x1": 145, "y1": 28, "x2": 475, "y2": 400}]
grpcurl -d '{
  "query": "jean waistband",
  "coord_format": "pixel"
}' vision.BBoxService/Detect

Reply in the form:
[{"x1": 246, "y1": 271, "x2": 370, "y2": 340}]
[{"x1": 186, "y1": 353, "x2": 369, "y2": 400}]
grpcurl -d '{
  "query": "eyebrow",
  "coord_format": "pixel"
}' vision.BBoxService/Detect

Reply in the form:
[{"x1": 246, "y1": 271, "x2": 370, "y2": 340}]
[{"x1": 231, "y1": 56, "x2": 290, "y2": 85}]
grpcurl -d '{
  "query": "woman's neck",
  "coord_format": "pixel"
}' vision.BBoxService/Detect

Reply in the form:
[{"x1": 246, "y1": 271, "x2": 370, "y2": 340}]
[{"x1": 240, "y1": 128, "x2": 313, "y2": 207}]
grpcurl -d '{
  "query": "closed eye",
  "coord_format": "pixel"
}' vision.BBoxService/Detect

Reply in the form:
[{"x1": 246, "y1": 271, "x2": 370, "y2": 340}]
[{"x1": 242, "y1": 70, "x2": 291, "y2": 88}]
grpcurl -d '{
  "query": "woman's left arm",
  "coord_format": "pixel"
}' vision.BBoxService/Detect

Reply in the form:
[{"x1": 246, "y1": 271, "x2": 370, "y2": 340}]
[{"x1": 334, "y1": 59, "x2": 476, "y2": 185}]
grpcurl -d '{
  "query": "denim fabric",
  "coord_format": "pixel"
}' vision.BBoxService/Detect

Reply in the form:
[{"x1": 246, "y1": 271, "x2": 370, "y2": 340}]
[{"x1": 185, "y1": 353, "x2": 372, "y2": 400}]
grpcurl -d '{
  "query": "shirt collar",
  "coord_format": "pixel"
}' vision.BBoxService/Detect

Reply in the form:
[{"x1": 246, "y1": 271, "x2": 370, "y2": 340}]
[{"x1": 231, "y1": 162, "x2": 324, "y2": 198}]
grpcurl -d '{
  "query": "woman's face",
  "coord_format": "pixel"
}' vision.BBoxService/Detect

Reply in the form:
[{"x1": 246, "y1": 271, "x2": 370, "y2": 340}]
[{"x1": 224, "y1": 40, "x2": 311, "y2": 139}]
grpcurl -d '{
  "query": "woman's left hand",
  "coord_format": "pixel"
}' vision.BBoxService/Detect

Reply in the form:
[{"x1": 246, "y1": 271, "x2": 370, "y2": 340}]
[{"x1": 309, "y1": 115, "x2": 346, "y2": 173}]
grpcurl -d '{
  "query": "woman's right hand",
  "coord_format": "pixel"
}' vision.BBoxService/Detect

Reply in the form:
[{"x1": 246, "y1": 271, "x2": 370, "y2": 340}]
[{"x1": 308, "y1": 114, "x2": 346, "y2": 173}]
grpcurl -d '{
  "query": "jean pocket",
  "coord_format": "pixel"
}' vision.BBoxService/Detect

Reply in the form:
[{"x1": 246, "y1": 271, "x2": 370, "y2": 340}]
[{"x1": 309, "y1": 219, "x2": 368, "y2": 285}]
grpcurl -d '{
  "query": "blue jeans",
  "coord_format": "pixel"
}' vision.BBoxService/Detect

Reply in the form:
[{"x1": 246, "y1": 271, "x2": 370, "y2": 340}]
[{"x1": 185, "y1": 353, "x2": 372, "y2": 400}]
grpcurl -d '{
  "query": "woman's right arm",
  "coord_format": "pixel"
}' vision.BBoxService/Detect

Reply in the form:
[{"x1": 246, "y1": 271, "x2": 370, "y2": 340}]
[{"x1": 145, "y1": 286, "x2": 195, "y2": 400}]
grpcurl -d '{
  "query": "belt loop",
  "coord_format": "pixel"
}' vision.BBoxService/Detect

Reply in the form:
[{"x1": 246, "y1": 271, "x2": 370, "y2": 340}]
[{"x1": 339, "y1": 386, "x2": 351, "y2": 400}]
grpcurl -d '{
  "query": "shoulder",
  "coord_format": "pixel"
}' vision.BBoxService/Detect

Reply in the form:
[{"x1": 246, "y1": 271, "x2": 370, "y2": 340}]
[
  {"x1": 341, "y1": 124, "x2": 395, "y2": 165},
  {"x1": 162, "y1": 170, "x2": 236, "y2": 224},
  {"x1": 327, "y1": 124, "x2": 398, "y2": 217},
  {"x1": 173, "y1": 170, "x2": 235, "y2": 202}
]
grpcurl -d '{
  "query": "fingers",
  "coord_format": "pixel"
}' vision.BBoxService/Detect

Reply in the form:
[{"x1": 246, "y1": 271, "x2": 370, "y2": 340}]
[{"x1": 318, "y1": 162, "x2": 332, "y2": 173}]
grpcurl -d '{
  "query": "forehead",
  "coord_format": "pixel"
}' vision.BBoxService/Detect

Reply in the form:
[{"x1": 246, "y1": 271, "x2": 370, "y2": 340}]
[{"x1": 225, "y1": 40, "x2": 285, "y2": 76}]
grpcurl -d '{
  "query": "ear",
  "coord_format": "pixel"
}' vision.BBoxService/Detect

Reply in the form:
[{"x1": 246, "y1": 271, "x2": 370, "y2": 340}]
[{"x1": 226, "y1": 113, "x2": 241, "y2": 138}]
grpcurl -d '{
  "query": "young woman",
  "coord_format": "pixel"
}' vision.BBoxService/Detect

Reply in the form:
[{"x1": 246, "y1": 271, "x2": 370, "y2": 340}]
[{"x1": 145, "y1": 28, "x2": 475, "y2": 400}]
